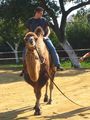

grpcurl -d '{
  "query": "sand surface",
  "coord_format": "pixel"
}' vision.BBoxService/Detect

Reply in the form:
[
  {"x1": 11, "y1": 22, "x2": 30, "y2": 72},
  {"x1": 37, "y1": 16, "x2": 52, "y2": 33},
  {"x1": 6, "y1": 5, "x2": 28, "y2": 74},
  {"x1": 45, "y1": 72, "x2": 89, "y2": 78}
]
[{"x1": 0, "y1": 68, "x2": 90, "y2": 120}]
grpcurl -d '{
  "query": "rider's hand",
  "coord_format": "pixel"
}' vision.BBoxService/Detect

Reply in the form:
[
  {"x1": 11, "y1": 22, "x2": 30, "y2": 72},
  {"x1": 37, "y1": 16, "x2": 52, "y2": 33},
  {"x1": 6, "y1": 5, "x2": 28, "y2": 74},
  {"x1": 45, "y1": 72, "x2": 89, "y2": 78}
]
[
  {"x1": 79, "y1": 57, "x2": 84, "y2": 62},
  {"x1": 43, "y1": 36, "x2": 48, "y2": 40}
]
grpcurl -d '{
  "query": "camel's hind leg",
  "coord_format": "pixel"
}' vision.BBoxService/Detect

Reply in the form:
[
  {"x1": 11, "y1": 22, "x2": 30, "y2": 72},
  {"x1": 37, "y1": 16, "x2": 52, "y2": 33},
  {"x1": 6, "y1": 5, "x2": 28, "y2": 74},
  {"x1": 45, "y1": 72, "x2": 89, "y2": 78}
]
[
  {"x1": 44, "y1": 81, "x2": 48, "y2": 102},
  {"x1": 48, "y1": 78, "x2": 54, "y2": 104},
  {"x1": 48, "y1": 68, "x2": 55, "y2": 104},
  {"x1": 34, "y1": 88, "x2": 41, "y2": 115}
]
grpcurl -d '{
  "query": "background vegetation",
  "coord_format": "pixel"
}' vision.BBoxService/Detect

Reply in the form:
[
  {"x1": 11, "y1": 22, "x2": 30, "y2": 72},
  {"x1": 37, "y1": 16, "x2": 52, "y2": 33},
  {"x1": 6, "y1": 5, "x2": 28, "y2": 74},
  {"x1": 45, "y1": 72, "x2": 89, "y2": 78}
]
[{"x1": 0, "y1": 0, "x2": 90, "y2": 67}]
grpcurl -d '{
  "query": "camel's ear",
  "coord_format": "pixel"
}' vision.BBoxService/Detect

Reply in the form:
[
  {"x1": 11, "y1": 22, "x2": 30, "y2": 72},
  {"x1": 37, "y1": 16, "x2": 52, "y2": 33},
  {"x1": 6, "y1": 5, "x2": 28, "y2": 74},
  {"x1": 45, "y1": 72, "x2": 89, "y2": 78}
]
[
  {"x1": 33, "y1": 34, "x2": 38, "y2": 41},
  {"x1": 24, "y1": 36, "x2": 26, "y2": 42},
  {"x1": 35, "y1": 26, "x2": 44, "y2": 36},
  {"x1": 24, "y1": 35, "x2": 28, "y2": 43}
]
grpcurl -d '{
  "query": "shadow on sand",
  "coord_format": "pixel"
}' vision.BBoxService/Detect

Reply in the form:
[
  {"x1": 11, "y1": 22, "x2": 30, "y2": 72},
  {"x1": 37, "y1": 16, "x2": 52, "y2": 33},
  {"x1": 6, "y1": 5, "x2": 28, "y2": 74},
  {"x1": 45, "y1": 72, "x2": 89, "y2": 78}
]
[
  {"x1": 44, "y1": 107, "x2": 90, "y2": 120},
  {"x1": 0, "y1": 106, "x2": 34, "y2": 120},
  {"x1": 0, "y1": 71, "x2": 23, "y2": 84},
  {"x1": 0, "y1": 68, "x2": 90, "y2": 84},
  {"x1": 0, "y1": 106, "x2": 90, "y2": 120},
  {"x1": 56, "y1": 69, "x2": 90, "y2": 77}
]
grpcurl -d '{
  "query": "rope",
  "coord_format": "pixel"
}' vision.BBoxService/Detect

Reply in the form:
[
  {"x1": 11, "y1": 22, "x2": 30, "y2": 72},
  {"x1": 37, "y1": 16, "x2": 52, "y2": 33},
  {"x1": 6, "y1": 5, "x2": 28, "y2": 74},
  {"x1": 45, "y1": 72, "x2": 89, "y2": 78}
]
[{"x1": 45, "y1": 66, "x2": 84, "y2": 107}]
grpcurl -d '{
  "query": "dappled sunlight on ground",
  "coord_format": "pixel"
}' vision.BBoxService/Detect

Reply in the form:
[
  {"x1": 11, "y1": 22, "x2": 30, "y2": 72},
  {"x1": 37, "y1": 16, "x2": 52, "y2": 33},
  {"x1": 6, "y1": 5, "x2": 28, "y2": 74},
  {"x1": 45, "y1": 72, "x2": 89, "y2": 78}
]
[{"x1": 0, "y1": 68, "x2": 90, "y2": 120}]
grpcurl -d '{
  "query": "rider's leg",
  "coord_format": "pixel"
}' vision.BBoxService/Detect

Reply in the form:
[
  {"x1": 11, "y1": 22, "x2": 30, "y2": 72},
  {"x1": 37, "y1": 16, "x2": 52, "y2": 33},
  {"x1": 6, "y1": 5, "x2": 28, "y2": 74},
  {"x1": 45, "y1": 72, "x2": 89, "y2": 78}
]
[{"x1": 44, "y1": 38, "x2": 63, "y2": 70}]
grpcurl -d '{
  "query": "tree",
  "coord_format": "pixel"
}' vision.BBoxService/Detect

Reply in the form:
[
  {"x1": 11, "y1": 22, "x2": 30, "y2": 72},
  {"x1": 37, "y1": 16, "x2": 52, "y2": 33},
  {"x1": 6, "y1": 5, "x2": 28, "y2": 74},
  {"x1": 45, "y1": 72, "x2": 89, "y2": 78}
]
[
  {"x1": 0, "y1": 19, "x2": 25, "y2": 63},
  {"x1": 0, "y1": 0, "x2": 90, "y2": 66},
  {"x1": 66, "y1": 14, "x2": 90, "y2": 49},
  {"x1": 0, "y1": 0, "x2": 39, "y2": 63},
  {"x1": 0, "y1": 0, "x2": 34, "y2": 63},
  {"x1": 39, "y1": 0, "x2": 90, "y2": 68}
]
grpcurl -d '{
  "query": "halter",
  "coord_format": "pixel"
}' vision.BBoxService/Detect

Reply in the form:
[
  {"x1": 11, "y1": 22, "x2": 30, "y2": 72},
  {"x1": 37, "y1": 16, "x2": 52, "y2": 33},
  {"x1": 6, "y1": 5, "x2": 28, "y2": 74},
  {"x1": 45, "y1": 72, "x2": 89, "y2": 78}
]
[
  {"x1": 35, "y1": 46, "x2": 45, "y2": 64},
  {"x1": 26, "y1": 44, "x2": 45, "y2": 64}
]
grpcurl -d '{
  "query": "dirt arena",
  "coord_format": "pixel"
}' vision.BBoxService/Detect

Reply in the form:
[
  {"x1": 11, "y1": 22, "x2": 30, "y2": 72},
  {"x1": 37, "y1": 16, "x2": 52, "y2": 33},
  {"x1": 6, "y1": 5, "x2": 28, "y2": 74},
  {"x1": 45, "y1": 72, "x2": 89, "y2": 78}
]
[{"x1": 0, "y1": 68, "x2": 90, "y2": 120}]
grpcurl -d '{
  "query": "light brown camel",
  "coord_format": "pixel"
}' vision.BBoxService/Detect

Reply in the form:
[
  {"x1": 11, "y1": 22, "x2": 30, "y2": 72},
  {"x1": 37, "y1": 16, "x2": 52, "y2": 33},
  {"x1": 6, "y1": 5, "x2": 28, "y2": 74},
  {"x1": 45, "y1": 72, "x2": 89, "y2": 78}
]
[{"x1": 23, "y1": 27, "x2": 56, "y2": 115}]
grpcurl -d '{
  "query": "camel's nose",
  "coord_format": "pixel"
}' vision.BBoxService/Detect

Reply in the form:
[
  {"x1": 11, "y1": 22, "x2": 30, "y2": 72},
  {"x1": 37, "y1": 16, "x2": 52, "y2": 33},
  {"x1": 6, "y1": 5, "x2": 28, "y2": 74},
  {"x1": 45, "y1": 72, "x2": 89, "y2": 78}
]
[
  {"x1": 29, "y1": 37, "x2": 33, "y2": 44},
  {"x1": 30, "y1": 39, "x2": 33, "y2": 44}
]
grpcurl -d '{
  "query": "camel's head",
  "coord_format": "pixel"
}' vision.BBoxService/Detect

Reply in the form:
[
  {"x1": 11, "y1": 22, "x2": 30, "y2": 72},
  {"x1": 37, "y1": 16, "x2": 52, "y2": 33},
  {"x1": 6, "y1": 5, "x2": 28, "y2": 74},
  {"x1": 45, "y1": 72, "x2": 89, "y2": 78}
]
[
  {"x1": 24, "y1": 32, "x2": 38, "y2": 50},
  {"x1": 24, "y1": 27, "x2": 44, "y2": 51}
]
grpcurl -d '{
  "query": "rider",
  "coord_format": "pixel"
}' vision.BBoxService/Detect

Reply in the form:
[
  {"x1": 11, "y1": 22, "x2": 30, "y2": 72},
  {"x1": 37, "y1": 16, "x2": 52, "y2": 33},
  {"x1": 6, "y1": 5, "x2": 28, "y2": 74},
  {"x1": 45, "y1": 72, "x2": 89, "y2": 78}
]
[{"x1": 25, "y1": 7, "x2": 63, "y2": 71}]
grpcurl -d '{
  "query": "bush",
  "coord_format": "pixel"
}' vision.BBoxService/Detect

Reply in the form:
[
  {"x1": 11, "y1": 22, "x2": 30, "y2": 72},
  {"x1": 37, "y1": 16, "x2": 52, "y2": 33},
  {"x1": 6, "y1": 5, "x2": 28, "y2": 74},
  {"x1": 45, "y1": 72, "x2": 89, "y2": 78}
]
[
  {"x1": 66, "y1": 15, "x2": 90, "y2": 49},
  {"x1": 49, "y1": 29, "x2": 60, "y2": 49}
]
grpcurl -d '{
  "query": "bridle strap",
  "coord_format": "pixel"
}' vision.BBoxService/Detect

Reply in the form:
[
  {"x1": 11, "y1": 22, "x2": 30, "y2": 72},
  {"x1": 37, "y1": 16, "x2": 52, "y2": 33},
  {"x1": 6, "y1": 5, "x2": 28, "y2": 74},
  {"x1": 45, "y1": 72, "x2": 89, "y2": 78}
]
[{"x1": 35, "y1": 46, "x2": 45, "y2": 64}]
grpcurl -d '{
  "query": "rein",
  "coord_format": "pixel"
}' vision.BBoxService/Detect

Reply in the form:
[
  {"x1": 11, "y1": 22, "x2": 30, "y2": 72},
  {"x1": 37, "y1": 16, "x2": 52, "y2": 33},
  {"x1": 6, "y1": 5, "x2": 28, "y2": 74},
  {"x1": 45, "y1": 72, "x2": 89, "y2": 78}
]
[
  {"x1": 35, "y1": 45, "x2": 45, "y2": 64},
  {"x1": 44, "y1": 66, "x2": 84, "y2": 107},
  {"x1": 35, "y1": 46, "x2": 84, "y2": 107}
]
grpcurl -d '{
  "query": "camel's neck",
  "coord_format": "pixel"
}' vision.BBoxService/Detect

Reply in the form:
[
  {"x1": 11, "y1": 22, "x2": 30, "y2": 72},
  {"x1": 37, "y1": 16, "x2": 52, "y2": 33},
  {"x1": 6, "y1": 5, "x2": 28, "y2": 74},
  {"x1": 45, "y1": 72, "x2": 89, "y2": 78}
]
[
  {"x1": 26, "y1": 50, "x2": 41, "y2": 82},
  {"x1": 25, "y1": 36, "x2": 49, "y2": 82}
]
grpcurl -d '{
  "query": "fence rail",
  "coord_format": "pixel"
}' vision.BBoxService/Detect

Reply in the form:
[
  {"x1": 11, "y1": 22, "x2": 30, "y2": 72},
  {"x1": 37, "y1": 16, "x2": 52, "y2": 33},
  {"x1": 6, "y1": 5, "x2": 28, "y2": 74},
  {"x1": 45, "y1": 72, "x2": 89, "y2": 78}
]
[
  {"x1": 0, "y1": 48, "x2": 90, "y2": 61},
  {"x1": 0, "y1": 48, "x2": 90, "y2": 54}
]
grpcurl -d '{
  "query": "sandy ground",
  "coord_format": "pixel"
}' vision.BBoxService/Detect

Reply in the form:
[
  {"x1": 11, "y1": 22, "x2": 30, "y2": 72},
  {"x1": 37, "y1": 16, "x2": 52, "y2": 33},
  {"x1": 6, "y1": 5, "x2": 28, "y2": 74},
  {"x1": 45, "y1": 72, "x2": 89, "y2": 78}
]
[{"x1": 0, "y1": 68, "x2": 90, "y2": 120}]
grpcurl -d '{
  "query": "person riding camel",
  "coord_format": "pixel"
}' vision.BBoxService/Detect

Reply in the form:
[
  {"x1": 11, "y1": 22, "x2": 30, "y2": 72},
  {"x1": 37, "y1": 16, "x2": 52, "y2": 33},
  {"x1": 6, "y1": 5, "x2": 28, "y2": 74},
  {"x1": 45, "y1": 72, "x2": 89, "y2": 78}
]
[
  {"x1": 27, "y1": 7, "x2": 63, "y2": 69},
  {"x1": 20, "y1": 7, "x2": 63, "y2": 76}
]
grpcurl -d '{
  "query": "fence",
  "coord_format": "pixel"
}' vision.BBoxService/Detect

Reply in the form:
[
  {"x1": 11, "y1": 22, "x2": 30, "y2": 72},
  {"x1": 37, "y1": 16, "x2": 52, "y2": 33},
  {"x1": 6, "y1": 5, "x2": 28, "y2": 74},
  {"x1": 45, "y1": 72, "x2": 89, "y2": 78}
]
[{"x1": 0, "y1": 48, "x2": 90, "y2": 61}]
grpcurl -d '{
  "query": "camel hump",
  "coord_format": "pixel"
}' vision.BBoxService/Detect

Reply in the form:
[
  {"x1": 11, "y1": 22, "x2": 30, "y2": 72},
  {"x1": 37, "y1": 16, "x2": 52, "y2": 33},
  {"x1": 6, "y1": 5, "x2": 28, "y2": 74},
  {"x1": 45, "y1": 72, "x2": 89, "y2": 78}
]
[{"x1": 35, "y1": 26, "x2": 44, "y2": 36}]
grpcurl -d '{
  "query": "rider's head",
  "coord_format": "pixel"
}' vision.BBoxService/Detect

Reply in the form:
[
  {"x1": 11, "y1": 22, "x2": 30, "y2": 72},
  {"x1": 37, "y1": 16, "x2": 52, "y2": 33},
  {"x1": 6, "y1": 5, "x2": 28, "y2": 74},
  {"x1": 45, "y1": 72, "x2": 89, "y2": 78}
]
[{"x1": 34, "y1": 7, "x2": 44, "y2": 18}]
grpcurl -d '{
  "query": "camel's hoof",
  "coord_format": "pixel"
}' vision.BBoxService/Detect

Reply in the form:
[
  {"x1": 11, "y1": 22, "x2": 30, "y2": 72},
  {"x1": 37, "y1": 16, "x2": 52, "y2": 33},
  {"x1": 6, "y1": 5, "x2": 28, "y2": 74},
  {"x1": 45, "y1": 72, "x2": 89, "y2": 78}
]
[
  {"x1": 33, "y1": 105, "x2": 36, "y2": 110},
  {"x1": 44, "y1": 96, "x2": 48, "y2": 102},
  {"x1": 34, "y1": 110, "x2": 41, "y2": 115},
  {"x1": 47, "y1": 99, "x2": 52, "y2": 104}
]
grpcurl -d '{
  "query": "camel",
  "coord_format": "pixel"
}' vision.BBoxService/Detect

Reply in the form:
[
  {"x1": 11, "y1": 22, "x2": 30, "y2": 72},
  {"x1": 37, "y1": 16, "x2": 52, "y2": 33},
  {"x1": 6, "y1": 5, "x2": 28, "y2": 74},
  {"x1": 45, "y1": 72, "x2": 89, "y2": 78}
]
[{"x1": 23, "y1": 27, "x2": 56, "y2": 115}]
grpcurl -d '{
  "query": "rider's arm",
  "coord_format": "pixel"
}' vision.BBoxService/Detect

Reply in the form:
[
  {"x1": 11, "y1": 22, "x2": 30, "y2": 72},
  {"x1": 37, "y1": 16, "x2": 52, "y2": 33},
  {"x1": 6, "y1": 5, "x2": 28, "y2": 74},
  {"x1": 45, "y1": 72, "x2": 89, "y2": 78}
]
[
  {"x1": 80, "y1": 52, "x2": 90, "y2": 61},
  {"x1": 45, "y1": 26, "x2": 50, "y2": 38}
]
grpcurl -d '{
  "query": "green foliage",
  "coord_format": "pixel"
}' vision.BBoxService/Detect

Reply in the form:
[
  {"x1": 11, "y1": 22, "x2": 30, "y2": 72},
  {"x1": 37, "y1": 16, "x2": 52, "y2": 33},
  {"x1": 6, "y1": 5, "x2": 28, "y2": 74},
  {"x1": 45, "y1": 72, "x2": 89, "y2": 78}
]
[
  {"x1": 0, "y1": 0, "x2": 39, "y2": 49},
  {"x1": 87, "y1": 13, "x2": 90, "y2": 23},
  {"x1": 66, "y1": 15, "x2": 90, "y2": 49},
  {"x1": 50, "y1": 29, "x2": 60, "y2": 48},
  {"x1": 0, "y1": 19, "x2": 26, "y2": 45},
  {"x1": 0, "y1": 60, "x2": 90, "y2": 69},
  {"x1": 0, "y1": 0, "x2": 90, "y2": 52},
  {"x1": 0, "y1": 0, "x2": 38, "y2": 22}
]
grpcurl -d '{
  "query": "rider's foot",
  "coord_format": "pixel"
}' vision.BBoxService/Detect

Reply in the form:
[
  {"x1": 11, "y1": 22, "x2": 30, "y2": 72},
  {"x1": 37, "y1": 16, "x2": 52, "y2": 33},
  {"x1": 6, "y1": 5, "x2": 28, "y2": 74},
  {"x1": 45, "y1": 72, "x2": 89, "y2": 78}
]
[
  {"x1": 20, "y1": 70, "x2": 24, "y2": 76},
  {"x1": 57, "y1": 66, "x2": 64, "y2": 71}
]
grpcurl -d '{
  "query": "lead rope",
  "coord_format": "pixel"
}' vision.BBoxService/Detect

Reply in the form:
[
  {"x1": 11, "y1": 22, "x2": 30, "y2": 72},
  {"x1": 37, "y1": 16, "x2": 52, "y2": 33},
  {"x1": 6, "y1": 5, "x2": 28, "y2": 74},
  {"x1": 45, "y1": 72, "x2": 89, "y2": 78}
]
[
  {"x1": 44, "y1": 64, "x2": 84, "y2": 107},
  {"x1": 45, "y1": 64, "x2": 84, "y2": 107},
  {"x1": 35, "y1": 46, "x2": 84, "y2": 107},
  {"x1": 35, "y1": 46, "x2": 45, "y2": 64}
]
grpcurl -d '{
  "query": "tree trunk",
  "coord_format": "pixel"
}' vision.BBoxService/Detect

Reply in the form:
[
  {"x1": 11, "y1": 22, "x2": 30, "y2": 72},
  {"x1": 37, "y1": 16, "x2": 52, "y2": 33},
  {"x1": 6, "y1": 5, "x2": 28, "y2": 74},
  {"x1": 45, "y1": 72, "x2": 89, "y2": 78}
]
[
  {"x1": 14, "y1": 50, "x2": 19, "y2": 64},
  {"x1": 60, "y1": 40, "x2": 81, "y2": 68},
  {"x1": 6, "y1": 42, "x2": 19, "y2": 64},
  {"x1": 56, "y1": 15, "x2": 81, "y2": 68},
  {"x1": 15, "y1": 43, "x2": 19, "y2": 64}
]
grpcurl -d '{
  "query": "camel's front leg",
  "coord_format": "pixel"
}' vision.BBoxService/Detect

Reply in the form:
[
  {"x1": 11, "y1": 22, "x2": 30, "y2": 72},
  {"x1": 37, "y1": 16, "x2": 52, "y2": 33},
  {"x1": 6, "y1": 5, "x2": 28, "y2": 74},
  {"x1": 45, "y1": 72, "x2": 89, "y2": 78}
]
[
  {"x1": 34, "y1": 88, "x2": 41, "y2": 115},
  {"x1": 44, "y1": 81, "x2": 48, "y2": 102}
]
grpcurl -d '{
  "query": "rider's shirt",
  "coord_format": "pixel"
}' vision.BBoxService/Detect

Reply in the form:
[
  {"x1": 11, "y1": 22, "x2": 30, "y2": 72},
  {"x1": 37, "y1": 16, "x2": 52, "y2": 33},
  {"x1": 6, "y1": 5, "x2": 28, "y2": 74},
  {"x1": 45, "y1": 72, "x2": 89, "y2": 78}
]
[{"x1": 26, "y1": 17, "x2": 49, "y2": 36}]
